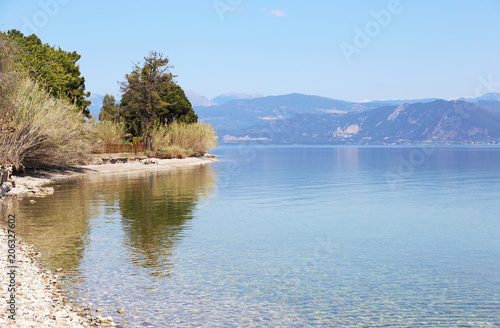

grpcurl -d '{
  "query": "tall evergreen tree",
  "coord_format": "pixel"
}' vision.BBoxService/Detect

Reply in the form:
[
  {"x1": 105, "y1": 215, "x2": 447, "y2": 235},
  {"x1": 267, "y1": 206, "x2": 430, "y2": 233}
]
[{"x1": 120, "y1": 51, "x2": 197, "y2": 149}]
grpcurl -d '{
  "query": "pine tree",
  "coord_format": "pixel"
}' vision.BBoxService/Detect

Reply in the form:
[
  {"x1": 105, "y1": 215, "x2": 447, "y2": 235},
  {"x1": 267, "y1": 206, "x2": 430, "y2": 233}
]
[{"x1": 120, "y1": 51, "x2": 197, "y2": 149}]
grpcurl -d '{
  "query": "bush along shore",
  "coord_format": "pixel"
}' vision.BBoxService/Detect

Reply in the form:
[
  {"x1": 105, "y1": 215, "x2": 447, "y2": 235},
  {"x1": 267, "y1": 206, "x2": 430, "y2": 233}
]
[{"x1": 0, "y1": 32, "x2": 217, "y2": 174}]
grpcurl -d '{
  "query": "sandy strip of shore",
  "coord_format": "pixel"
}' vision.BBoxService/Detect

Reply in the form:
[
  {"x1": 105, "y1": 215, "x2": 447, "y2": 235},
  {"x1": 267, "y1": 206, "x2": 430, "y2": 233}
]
[
  {"x1": 6, "y1": 155, "x2": 218, "y2": 197},
  {"x1": 80, "y1": 156, "x2": 217, "y2": 175},
  {"x1": 0, "y1": 155, "x2": 218, "y2": 327}
]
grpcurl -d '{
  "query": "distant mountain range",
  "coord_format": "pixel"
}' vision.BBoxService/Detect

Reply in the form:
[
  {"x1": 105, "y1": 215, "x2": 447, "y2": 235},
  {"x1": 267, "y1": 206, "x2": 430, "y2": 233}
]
[
  {"x1": 185, "y1": 91, "x2": 263, "y2": 106},
  {"x1": 87, "y1": 90, "x2": 500, "y2": 144},
  {"x1": 193, "y1": 92, "x2": 500, "y2": 144},
  {"x1": 211, "y1": 92, "x2": 263, "y2": 105},
  {"x1": 195, "y1": 93, "x2": 369, "y2": 130}
]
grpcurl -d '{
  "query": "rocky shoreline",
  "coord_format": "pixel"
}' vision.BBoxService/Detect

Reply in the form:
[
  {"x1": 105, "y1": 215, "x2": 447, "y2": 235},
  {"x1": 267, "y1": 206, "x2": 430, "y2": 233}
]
[
  {"x1": 0, "y1": 155, "x2": 218, "y2": 327},
  {"x1": 0, "y1": 226, "x2": 105, "y2": 327}
]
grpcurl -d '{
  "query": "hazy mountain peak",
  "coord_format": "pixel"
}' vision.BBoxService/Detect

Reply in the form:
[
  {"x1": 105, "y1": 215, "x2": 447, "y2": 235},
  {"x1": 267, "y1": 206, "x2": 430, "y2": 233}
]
[
  {"x1": 185, "y1": 90, "x2": 216, "y2": 107},
  {"x1": 212, "y1": 92, "x2": 263, "y2": 105},
  {"x1": 85, "y1": 94, "x2": 105, "y2": 120},
  {"x1": 458, "y1": 92, "x2": 500, "y2": 103},
  {"x1": 87, "y1": 94, "x2": 104, "y2": 107},
  {"x1": 478, "y1": 92, "x2": 500, "y2": 101}
]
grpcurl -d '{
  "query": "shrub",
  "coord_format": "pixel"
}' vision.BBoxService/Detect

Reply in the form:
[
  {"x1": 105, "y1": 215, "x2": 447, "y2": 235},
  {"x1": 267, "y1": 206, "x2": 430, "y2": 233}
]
[{"x1": 0, "y1": 78, "x2": 94, "y2": 170}]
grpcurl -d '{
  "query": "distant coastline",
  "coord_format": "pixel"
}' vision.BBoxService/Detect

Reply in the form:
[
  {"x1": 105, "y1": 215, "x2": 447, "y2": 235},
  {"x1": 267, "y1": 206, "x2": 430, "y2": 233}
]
[{"x1": 192, "y1": 94, "x2": 500, "y2": 145}]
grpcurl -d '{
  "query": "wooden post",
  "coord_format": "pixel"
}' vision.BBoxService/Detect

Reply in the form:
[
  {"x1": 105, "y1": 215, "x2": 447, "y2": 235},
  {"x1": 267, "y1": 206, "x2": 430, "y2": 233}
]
[{"x1": 132, "y1": 137, "x2": 139, "y2": 156}]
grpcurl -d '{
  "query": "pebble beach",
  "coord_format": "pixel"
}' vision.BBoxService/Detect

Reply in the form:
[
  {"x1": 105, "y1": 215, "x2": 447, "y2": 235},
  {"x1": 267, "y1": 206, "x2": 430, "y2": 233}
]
[{"x1": 0, "y1": 226, "x2": 98, "y2": 327}]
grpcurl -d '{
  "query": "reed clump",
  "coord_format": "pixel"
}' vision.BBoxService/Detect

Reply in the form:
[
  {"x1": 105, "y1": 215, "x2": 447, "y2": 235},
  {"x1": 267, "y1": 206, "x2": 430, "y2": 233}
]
[
  {"x1": 151, "y1": 122, "x2": 218, "y2": 157},
  {"x1": 0, "y1": 37, "x2": 96, "y2": 170},
  {"x1": 93, "y1": 120, "x2": 128, "y2": 145}
]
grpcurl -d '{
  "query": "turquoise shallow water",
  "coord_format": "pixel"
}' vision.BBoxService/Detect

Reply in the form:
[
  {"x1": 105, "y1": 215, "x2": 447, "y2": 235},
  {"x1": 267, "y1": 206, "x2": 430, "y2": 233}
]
[{"x1": 3, "y1": 146, "x2": 500, "y2": 327}]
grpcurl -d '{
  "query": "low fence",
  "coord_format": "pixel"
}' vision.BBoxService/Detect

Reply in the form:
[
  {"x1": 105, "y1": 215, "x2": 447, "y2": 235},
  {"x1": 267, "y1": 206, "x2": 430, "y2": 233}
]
[{"x1": 97, "y1": 144, "x2": 147, "y2": 156}]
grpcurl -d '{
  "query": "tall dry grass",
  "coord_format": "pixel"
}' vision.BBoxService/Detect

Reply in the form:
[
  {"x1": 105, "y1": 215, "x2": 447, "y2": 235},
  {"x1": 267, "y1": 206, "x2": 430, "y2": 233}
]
[
  {"x1": 0, "y1": 78, "x2": 94, "y2": 169},
  {"x1": 93, "y1": 120, "x2": 127, "y2": 145},
  {"x1": 0, "y1": 38, "x2": 16, "y2": 134},
  {"x1": 151, "y1": 122, "x2": 218, "y2": 156}
]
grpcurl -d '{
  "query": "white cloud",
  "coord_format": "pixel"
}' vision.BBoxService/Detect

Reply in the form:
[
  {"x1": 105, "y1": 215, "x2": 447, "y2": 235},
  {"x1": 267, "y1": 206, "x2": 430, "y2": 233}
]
[
  {"x1": 260, "y1": 8, "x2": 287, "y2": 17},
  {"x1": 270, "y1": 9, "x2": 287, "y2": 17}
]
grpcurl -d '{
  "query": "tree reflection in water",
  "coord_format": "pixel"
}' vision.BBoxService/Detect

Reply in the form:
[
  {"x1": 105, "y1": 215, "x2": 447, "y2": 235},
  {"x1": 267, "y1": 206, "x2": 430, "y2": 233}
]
[
  {"x1": 117, "y1": 165, "x2": 216, "y2": 277},
  {"x1": 0, "y1": 165, "x2": 216, "y2": 279}
]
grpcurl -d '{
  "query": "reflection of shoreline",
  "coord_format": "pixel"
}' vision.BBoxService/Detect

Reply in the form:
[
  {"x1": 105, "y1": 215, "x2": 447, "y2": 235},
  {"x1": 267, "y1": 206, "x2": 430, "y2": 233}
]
[
  {"x1": 6, "y1": 155, "x2": 218, "y2": 198},
  {"x1": 0, "y1": 156, "x2": 217, "y2": 326}
]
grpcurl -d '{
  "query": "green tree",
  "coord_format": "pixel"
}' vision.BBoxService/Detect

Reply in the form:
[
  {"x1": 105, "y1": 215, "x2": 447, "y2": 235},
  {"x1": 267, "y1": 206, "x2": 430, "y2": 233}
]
[
  {"x1": 98, "y1": 94, "x2": 120, "y2": 122},
  {"x1": 160, "y1": 84, "x2": 198, "y2": 124},
  {"x1": 120, "y1": 51, "x2": 197, "y2": 149},
  {"x1": 1, "y1": 29, "x2": 91, "y2": 117}
]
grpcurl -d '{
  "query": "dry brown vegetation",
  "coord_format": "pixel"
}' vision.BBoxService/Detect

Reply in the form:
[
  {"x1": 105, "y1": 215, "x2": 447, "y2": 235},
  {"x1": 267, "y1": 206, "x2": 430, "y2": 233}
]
[
  {"x1": 0, "y1": 38, "x2": 94, "y2": 170},
  {"x1": 150, "y1": 122, "x2": 218, "y2": 157},
  {"x1": 0, "y1": 78, "x2": 95, "y2": 170}
]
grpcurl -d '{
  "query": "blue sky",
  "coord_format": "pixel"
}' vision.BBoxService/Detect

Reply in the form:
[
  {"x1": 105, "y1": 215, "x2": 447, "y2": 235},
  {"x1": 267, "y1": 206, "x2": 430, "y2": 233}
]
[{"x1": 1, "y1": 0, "x2": 499, "y2": 102}]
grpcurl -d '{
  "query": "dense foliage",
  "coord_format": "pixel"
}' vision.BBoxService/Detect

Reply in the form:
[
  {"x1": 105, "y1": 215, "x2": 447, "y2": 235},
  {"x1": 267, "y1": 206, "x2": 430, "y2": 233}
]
[
  {"x1": 0, "y1": 37, "x2": 93, "y2": 169},
  {"x1": 119, "y1": 51, "x2": 198, "y2": 149},
  {"x1": 0, "y1": 29, "x2": 91, "y2": 117},
  {"x1": 99, "y1": 94, "x2": 121, "y2": 122},
  {"x1": 0, "y1": 77, "x2": 94, "y2": 169}
]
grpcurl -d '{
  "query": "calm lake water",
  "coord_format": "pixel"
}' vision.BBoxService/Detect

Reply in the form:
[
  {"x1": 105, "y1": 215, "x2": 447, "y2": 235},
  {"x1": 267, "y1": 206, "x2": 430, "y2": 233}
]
[{"x1": 2, "y1": 146, "x2": 500, "y2": 327}]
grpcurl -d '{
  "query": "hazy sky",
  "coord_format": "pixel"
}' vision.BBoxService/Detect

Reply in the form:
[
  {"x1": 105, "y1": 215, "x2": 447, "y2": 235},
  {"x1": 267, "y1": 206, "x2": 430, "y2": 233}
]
[{"x1": 1, "y1": 0, "x2": 500, "y2": 102}]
